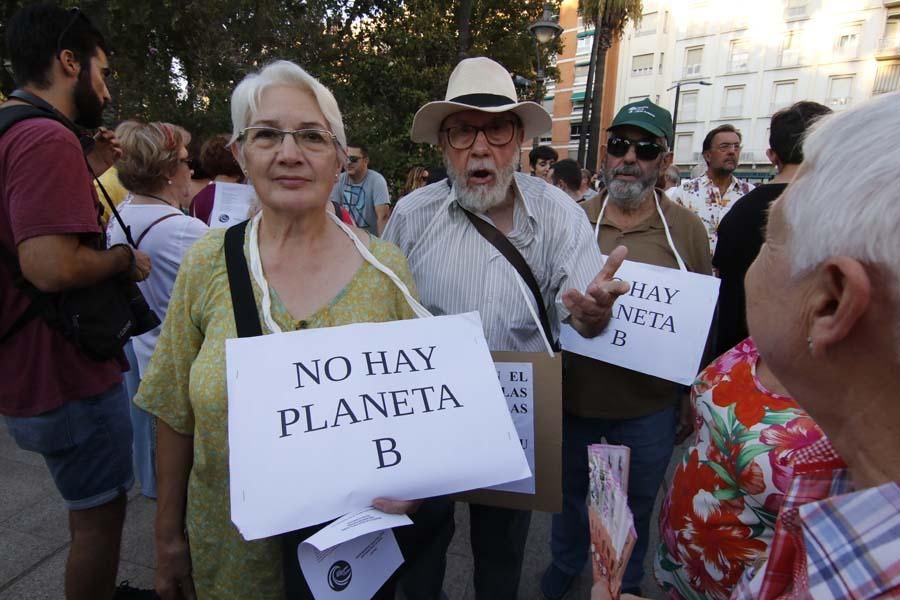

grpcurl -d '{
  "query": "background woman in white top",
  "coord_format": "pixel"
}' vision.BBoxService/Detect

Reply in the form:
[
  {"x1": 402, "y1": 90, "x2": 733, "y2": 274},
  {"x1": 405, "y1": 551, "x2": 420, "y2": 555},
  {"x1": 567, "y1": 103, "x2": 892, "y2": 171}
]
[{"x1": 107, "y1": 121, "x2": 209, "y2": 498}]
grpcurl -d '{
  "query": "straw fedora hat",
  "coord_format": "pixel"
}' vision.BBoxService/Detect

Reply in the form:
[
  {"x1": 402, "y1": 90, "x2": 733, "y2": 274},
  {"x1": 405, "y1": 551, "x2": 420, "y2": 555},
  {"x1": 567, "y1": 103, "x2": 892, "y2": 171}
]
[{"x1": 410, "y1": 57, "x2": 552, "y2": 145}]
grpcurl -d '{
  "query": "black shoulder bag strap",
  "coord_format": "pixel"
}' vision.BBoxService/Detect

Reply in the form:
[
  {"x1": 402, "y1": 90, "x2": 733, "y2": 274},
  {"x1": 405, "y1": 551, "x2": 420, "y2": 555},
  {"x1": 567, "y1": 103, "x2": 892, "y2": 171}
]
[
  {"x1": 460, "y1": 207, "x2": 559, "y2": 351},
  {"x1": 224, "y1": 220, "x2": 263, "y2": 338}
]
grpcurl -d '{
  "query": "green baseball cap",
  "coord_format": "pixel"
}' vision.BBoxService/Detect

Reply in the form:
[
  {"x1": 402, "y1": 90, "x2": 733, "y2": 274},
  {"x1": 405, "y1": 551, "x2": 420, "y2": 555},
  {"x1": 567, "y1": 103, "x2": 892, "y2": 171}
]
[{"x1": 608, "y1": 98, "x2": 673, "y2": 146}]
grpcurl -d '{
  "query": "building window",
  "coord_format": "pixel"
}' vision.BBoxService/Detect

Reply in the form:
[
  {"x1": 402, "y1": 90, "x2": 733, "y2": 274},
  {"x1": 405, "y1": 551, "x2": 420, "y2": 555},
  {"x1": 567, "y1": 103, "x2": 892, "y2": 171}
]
[
  {"x1": 684, "y1": 46, "x2": 703, "y2": 78},
  {"x1": 543, "y1": 97, "x2": 555, "y2": 113},
  {"x1": 827, "y1": 76, "x2": 854, "y2": 109},
  {"x1": 679, "y1": 90, "x2": 698, "y2": 122},
  {"x1": 881, "y1": 14, "x2": 900, "y2": 53},
  {"x1": 636, "y1": 12, "x2": 657, "y2": 36},
  {"x1": 675, "y1": 133, "x2": 694, "y2": 163},
  {"x1": 722, "y1": 86, "x2": 745, "y2": 118},
  {"x1": 771, "y1": 80, "x2": 796, "y2": 114},
  {"x1": 631, "y1": 53, "x2": 654, "y2": 77},
  {"x1": 834, "y1": 24, "x2": 861, "y2": 59},
  {"x1": 658, "y1": 52, "x2": 665, "y2": 74},
  {"x1": 570, "y1": 123, "x2": 585, "y2": 142},
  {"x1": 728, "y1": 40, "x2": 750, "y2": 72},
  {"x1": 873, "y1": 62, "x2": 900, "y2": 94},
  {"x1": 577, "y1": 35, "x2": 594, "y2": 55},
  {"x1": 785, "y1": 0, "x2": 807, "y2": 20},
  {"x1": 574, "y1": 64, "x2": 590, "y2": 86},
  {"x1": 779, "y1": 27, "x2": 803, "y2": 67},
  {"x1": 572, "y1": 100, "x2": 586, "y2": 115},
  {"x1": 539, "y1": 134, "x2": 553, "y2": 144}
]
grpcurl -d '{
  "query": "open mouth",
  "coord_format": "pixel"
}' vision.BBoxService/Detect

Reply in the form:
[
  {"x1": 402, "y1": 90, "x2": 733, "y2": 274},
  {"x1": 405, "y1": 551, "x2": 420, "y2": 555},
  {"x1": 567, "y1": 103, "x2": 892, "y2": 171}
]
[{"x1": 468, "y1": 169, "x2": 495, "y2": 184}]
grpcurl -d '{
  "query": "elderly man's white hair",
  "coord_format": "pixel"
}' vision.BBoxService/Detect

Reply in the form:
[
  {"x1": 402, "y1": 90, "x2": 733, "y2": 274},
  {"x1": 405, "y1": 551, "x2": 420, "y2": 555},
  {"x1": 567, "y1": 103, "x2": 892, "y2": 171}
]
[
  {"x1": 228, "y1": 60, "x2": 347, "y2": 153},
  {"x1": 785, "y1": 91, "x2": 900, "y2": 299}
]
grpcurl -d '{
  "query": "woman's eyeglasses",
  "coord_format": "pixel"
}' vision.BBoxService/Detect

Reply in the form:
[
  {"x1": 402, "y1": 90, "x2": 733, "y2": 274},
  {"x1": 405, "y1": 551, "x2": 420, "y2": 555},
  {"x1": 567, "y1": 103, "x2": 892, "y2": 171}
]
[
  {"x1": 238, "y1": 127, "x2": 338, "y2": 153},
  {"x1": 606, "y1": 137, "x2": 666, "y2": 161}
]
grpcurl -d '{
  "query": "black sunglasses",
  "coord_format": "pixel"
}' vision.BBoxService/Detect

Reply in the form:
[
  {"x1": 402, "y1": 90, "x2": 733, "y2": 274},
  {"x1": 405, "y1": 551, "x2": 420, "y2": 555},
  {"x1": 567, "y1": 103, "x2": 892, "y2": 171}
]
[{"x1": 606, "y1": 137, "x2": 665, "y2": 161}]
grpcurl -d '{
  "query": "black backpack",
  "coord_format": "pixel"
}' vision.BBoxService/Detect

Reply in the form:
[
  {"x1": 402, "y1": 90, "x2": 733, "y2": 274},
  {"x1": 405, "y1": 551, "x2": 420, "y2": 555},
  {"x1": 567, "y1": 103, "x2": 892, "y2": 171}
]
[{"x1": 0, "y1": 96, "x2": 159, "y2": 360}]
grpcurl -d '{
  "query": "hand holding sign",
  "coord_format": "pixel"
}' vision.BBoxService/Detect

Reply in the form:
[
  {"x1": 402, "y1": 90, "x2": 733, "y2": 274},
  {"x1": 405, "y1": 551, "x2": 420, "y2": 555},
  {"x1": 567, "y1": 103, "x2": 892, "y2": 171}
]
[
  {"x1": 372, "y1": 498, "x2": 422, "y2": 515},
  {"x1": 563, "y1": 245, "x2": 631, "y2": 337}
]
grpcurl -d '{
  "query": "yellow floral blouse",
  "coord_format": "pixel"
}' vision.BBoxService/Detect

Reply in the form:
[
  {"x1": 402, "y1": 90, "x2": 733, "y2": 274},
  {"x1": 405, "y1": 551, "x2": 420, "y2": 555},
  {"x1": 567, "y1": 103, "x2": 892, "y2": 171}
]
[{"x1": 135, "y1": 227, "x2": 418, "y2": 599}]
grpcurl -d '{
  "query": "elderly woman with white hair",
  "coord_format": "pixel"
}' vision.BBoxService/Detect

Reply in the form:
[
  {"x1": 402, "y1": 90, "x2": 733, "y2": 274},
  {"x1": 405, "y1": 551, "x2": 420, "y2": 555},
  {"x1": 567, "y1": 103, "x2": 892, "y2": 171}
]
[
  {"x1": 135, "y1": 60, "x2": 427, "y2": 600},
  {"x1": 729, "y1": 90, "x2": 900, "y2": 599}
]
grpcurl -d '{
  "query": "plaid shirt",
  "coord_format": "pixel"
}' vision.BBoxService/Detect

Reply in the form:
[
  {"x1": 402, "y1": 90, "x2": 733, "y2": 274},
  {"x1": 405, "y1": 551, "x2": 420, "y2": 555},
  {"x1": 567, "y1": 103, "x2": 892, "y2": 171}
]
[{"x1": 732, "y1": 438, "x2": 900, "y2": 598}]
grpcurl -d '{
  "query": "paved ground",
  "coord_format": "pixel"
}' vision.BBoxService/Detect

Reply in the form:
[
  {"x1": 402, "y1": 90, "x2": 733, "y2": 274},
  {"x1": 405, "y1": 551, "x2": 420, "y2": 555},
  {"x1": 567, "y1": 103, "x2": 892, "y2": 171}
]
[{"x1": 0, "y1": 424, "x2": 676, "y2": 599}]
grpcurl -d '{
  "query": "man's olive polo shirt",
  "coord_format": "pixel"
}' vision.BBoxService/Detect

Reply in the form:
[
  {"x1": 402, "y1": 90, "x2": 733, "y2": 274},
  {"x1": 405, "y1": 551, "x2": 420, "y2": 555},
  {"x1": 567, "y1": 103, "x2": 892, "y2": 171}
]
[{"x1": 565, "y1": 190, "x2": 713, "y2": 420}]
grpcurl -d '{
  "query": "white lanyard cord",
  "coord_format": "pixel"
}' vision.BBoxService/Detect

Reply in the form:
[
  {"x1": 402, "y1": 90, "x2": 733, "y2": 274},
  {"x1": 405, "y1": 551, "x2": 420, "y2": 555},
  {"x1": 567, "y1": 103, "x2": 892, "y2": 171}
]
[
  {"x1": 247, "y1": 211, "x2": 433, "y2": 335},
  {"x1": 512, "y1": 272, "x2": 555, "y2": 357},
  {"x1": 594, "y1": 191, "x2": 687, "y2": 272}
]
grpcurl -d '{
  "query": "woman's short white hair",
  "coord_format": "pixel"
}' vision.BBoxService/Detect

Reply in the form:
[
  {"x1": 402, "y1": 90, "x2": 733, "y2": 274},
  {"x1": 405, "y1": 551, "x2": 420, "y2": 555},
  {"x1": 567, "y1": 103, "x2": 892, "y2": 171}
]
[
  {"x1": 783, "y1": 90, "x2": 900, "y2": 326},
  {"x1": 229, "y1": 60, "x2": 347, "y2": 153}
]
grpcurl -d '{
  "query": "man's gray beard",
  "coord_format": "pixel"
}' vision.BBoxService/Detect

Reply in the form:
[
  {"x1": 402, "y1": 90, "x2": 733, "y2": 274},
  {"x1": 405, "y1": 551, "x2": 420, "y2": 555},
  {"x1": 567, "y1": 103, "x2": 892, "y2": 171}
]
[
  {"x1": 603, "y1": 165, "x2": 657, "y2": 211},
  {"x1": 445, "y1": 155, "x2": 516, "y2": 213}
]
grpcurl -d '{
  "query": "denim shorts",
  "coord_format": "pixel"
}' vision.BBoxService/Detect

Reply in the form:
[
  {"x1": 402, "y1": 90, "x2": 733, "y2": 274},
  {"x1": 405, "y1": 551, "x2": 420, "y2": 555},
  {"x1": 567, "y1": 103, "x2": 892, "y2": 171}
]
[{"x1": 5, "y1": 383, "x2": 134, "y2": 511}]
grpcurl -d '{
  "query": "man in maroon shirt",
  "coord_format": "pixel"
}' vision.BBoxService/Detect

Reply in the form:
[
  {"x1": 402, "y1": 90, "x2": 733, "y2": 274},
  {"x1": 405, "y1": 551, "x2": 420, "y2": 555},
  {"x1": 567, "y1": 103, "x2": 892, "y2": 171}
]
[{"x1": 0, "y1": 5, "x2": 151, "y2": 599}]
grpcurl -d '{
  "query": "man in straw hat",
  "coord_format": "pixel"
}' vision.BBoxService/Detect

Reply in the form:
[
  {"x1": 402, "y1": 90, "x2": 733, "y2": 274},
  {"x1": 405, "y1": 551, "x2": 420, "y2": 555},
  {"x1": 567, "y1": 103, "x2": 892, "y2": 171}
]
[{"x1": 384, "y1": 57, "x2": 629, "y2": 600}]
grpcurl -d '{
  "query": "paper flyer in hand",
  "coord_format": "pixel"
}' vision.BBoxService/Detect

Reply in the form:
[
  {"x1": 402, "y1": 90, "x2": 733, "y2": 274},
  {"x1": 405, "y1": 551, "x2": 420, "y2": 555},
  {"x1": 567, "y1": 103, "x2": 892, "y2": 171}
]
[
  {"x1": 588, "y1": 444, "x2": 637, "y2": 600},
  {"x1": 294, "y1": 508, "x2": 411, "y2": 600}
]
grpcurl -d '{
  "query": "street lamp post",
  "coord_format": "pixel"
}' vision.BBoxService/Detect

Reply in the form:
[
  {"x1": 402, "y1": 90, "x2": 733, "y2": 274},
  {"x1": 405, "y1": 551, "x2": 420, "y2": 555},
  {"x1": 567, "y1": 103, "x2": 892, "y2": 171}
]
[
  {"x1": 527, "y1": 3, "x2": 563, "y2": 148},
  {"x1": 667, "y1": 79, "x2": 712, "y2": 138}
]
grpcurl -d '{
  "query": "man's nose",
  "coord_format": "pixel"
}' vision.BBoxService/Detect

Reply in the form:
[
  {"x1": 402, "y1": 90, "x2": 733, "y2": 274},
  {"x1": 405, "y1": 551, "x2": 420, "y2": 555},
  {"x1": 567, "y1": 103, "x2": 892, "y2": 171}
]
[{"x1": 469, "y1": 130, "x2": 491, "y2": 155}]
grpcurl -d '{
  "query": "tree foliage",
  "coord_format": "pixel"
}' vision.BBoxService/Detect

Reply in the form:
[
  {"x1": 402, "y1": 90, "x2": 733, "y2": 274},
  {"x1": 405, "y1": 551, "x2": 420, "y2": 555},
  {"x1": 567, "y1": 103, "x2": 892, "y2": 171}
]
[
  {"x1": 577, "y1": 0, "x2": 642, "y2": 169},
  {"x1": 1, "y1": 0, "x2": 559, "y2": 195}
]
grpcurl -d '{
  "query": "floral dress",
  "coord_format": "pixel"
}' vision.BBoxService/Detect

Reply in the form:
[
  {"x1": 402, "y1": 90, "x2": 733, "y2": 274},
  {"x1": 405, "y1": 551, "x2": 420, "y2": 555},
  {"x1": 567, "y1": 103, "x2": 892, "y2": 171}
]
[
  {"x1": 655, "y1": 338, "x2": 828, "y2": 600},
  {"x1": 135, "y1": 228, "x2": 418, "y2": 599}
]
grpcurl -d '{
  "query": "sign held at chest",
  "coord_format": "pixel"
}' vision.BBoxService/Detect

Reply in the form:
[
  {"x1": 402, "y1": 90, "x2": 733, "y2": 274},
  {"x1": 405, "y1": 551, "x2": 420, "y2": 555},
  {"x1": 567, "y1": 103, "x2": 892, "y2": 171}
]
[{"x1": 561, "y1": 258, "x2": 719, "y2": 385}]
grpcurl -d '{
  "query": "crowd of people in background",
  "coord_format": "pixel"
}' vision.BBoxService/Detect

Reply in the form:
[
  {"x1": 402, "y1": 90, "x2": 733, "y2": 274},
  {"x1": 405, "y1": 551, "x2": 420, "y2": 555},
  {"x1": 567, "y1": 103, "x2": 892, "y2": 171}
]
[{"x1": 2, "y1": 4, "x2": 899, "y2": 600}]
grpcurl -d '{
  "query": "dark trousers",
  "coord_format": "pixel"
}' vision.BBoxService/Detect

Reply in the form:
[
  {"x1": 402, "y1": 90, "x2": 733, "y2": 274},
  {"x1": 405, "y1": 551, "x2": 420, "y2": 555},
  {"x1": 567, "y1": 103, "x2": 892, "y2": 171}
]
[
  {"x1": 469, "y1": 503, "x2": 531, "y2": 599},
  {"x1": 550, "y1": 407, "x2": 676, "y2": 591},
  {"x1": 396, "y1": 501, "x2": 531, "y2": 600}
]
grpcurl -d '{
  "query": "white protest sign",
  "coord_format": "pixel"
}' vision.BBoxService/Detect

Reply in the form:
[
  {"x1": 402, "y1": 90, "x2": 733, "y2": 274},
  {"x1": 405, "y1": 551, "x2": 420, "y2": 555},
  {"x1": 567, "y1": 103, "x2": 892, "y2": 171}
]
[
  {"x1": 488, "y1": 362, "x2": 534, "y2": 494},
  {"x1": 227, "y1": 312, "x2": 531, "y2": 540},
  {"x1": 297, "y1": 514, "x2": 404, "y2": 600},
  {"x1": 209, "y1": 182, "x2": 255, "y2": 228},
  {"x1": 560, "y1": 258, "x2": 719, "y2": 385}
]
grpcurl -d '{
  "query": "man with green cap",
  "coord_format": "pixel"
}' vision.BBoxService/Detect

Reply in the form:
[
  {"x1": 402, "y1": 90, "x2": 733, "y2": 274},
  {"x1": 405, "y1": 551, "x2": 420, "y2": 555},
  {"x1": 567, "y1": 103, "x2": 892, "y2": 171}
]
[{"x1": 542, "y1": 98, "x2": 713, "y2": 599}]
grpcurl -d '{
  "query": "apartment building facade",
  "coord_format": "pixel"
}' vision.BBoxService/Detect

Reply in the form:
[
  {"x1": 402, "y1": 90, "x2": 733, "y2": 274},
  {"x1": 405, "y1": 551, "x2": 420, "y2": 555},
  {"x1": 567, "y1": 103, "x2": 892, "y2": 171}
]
[
  {"x1": 519, "y1": 0, "x2": 620, "y2": 171},
  {"x1": 611, "y1": 0, "x2": 900, "y2": 180}
]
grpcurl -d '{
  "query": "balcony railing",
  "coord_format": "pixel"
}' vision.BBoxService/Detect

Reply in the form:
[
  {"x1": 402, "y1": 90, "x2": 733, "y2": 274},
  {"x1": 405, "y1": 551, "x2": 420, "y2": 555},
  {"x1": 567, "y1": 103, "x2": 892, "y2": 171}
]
[
  {"x1": 631, "y1": 66, "x2": 654, "y2": 77},
  {"x1": 784, "y1": 4, "x2": 807, "y2": 19},
  {"x1": 825, "y1": 96, "x2": 852, "y2": 109},
  {"x1": 877, "y1": 37, "x2": 900, "y2": 56},
  {"x1": 683, "y1": 63, "x2": 702, "y2": 78},
  {"x1": 777, "y1": 50, "x2": 802, "y2": 68}
]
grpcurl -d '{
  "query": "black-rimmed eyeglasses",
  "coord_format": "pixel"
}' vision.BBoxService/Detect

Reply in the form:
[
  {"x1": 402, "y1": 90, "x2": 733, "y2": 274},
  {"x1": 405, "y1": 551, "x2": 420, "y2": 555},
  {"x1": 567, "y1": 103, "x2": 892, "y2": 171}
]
[
  {"x1": 238, "y1": 127, "x2": 338, "y2": 153},
  {"x1": 440, "y1": 119, "x2": 517, "y2": 150}
]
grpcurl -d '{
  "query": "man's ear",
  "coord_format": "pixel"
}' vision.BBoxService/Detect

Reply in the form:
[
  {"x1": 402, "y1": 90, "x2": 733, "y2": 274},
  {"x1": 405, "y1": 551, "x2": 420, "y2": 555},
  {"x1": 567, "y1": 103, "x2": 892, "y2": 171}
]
[
  {"x1": 807, "y1": 257, "x2": 872, "y2": 356},
  {"x1": 660, "y1": 151, "x2": 673, "y2": 171},
  {"x1": 56, "y1": 49, "x2": 81, "y2": 79}
]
